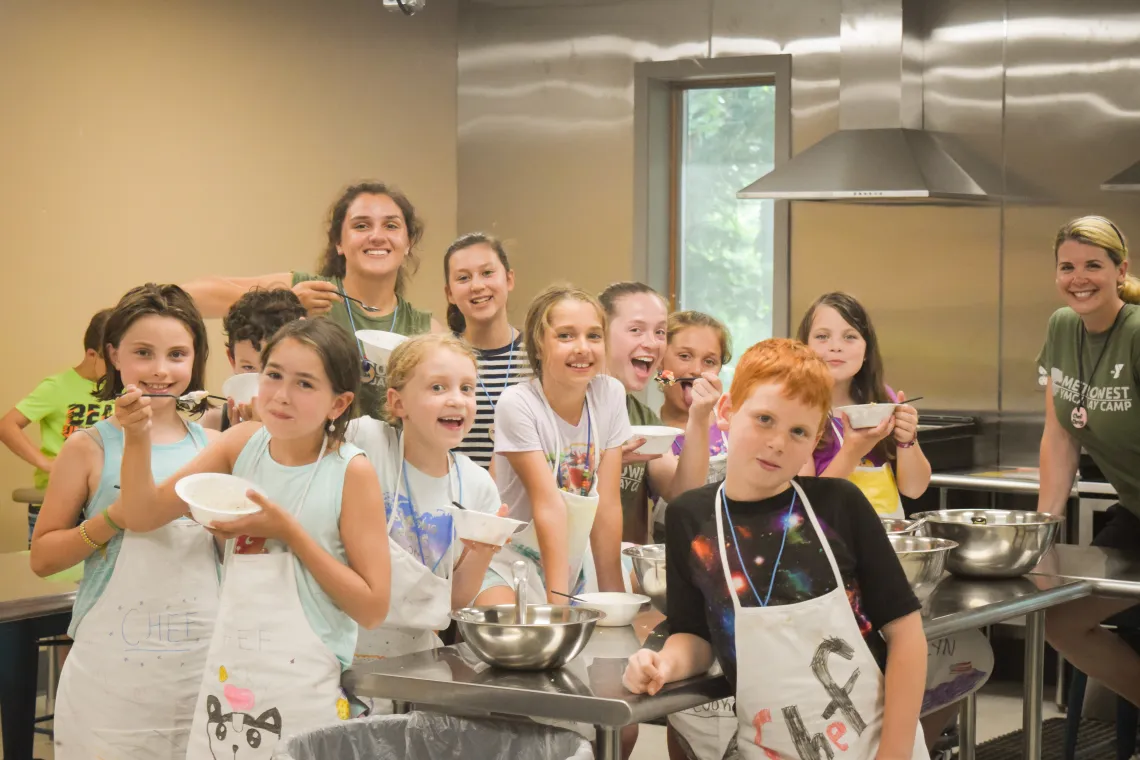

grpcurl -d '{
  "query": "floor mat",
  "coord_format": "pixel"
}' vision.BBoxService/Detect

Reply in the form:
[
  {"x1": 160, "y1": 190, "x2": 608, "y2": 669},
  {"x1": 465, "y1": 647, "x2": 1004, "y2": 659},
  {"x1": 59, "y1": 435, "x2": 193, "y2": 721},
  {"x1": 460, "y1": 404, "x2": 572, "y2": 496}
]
[{"x1": 974, "y1": 717, "x2": 1120, "y2": 760}]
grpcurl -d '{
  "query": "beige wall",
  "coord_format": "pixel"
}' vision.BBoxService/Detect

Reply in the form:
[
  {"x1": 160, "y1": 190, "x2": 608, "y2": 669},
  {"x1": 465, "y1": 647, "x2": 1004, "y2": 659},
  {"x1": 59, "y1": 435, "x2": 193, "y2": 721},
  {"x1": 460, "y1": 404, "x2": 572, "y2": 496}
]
[{"x1": 0, "y1": 0, "x2": 459, "y2": 550}]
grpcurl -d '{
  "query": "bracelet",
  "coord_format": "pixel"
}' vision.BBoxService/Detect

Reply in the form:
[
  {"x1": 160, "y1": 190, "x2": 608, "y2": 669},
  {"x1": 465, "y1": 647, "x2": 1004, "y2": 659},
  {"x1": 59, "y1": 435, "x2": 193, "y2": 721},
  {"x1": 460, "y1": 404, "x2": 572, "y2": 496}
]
[
  {"x1": 103, "y1": 510, "x2": 123, "y2": 532},
  {"x1": 78, "y1": 522, "x2": 105, "y2": 553},
  {"x1": 897, "y1": 439, "x2": 916, "y2": 449}
]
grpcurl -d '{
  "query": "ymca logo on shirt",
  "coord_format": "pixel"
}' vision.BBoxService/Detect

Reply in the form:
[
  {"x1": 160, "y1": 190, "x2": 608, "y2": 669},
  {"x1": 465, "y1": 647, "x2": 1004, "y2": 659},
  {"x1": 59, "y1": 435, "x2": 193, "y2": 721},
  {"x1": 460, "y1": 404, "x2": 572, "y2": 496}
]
[{"x1": 1049, "y1": 367, "x2": 1132, "y2": 413}]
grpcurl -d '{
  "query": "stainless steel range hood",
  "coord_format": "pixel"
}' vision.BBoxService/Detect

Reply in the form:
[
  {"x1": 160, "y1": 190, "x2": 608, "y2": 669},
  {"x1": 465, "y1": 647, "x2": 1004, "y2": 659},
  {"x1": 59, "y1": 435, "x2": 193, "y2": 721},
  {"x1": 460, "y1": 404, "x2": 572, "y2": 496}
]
[
  {"x1": 738, "y1": 0, "x2": 1004, "y2": 204},
  {"x1": 1102, "y1": 160, "x2": 1140, "y2": 192}
]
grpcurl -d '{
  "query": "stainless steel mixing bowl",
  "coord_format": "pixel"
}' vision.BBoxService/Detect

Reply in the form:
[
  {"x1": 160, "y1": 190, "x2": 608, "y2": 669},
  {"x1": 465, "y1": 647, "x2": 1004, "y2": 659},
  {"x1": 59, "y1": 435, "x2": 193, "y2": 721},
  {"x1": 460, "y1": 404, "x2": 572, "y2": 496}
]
[
  {"x1": 623, "y1": 544, "x2": 667, "y2": 613},
  {"x1": 450, "y1": 604, "x2": 602, "y2": 670},
  {"x1": 911, "y1": 509, "x2": 1064, "y2": 579},
  {"x1": 888, "y1": 535, "x2": 957, "y2": 601}
]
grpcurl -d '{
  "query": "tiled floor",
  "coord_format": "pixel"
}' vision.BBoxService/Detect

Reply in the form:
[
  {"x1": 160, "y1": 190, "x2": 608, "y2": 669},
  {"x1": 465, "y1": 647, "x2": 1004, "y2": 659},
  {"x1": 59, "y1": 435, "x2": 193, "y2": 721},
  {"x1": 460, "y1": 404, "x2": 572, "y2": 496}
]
[{"x1": 2, "y1": 680, "x2": 1062, "y2": 759}]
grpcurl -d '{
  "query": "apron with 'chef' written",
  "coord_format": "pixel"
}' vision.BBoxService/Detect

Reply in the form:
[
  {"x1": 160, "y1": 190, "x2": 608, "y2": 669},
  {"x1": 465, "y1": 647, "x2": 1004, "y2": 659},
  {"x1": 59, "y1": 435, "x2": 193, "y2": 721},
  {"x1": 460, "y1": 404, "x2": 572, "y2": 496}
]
[
  {"x1": 53, "y1": 421, "x2": 214, "y2": 760},
  {"x1": 716, "y1": 480, "x2": 925, "y2": 760},
  {"x1": 831, "y1": 418, "x2": 903, "y2": 519},
  {"x1": 185, "y1": 434, "x2": 349, "y2": 760}
]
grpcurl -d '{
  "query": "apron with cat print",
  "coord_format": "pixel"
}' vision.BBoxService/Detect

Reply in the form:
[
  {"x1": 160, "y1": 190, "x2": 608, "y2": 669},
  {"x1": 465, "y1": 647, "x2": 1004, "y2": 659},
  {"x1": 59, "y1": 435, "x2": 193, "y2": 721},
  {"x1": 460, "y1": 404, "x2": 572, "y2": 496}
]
[
  {"x1": 185, "y1": 435, "x2": 345, "y2": 760},
  {"x1": 356, "y1": 435, "x2": 461, "y2": 666},
  {"x1": 490, "y1": 394, "x2": 599, "y2": 599},
  {"x1": 53, "y1": 422, "x2": 215, "y2": 760},
  {"x1": 716, "y1": 480, "x2": 925, "y2": 760},
  {"x1": 831, "y1": 418, "x2": 904, "y2": 519}
]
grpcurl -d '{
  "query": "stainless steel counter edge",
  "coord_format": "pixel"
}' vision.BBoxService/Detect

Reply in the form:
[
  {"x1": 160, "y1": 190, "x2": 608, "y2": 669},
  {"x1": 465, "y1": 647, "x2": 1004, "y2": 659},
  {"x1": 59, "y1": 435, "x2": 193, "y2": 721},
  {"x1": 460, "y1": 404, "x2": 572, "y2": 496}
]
[
  {"x1": 343, "y1": 668, "x2": 733, "y2": 726},
  {"x1": 0, "y1": 590, "x2": 77, "y2": 625},
  {"x1": 921, "y1": 581, "x2": 1092, "y2": 639},
  {"x1": 929, "y1": 473, "x2": 1115, "y2": 497}
]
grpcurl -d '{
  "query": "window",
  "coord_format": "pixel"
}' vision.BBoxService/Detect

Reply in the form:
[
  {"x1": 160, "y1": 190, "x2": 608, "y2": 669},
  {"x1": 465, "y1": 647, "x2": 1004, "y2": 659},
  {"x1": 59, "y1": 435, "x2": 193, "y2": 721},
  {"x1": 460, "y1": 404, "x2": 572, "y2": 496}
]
[{"x1": 673, "y1": 83, "x2": 777, "y2": 384}]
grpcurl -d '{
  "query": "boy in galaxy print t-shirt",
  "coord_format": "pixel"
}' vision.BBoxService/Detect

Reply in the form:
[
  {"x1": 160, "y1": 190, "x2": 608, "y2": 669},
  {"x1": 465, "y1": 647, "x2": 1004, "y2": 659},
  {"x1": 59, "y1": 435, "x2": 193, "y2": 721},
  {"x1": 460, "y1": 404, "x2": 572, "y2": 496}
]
[{"x1": 624, "y1": 338, "x2": 926, "y2": 760}]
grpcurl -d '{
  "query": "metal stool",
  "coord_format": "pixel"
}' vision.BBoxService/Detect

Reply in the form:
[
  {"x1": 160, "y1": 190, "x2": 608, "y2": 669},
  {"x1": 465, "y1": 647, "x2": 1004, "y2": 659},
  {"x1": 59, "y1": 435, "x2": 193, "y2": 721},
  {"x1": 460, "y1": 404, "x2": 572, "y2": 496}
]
[
  {"x1": 34, "y1": 636, "x2": 68, "y2": 739},
  {"x1": 12, "y1": 487, "x2": 45, "y2": 544}
]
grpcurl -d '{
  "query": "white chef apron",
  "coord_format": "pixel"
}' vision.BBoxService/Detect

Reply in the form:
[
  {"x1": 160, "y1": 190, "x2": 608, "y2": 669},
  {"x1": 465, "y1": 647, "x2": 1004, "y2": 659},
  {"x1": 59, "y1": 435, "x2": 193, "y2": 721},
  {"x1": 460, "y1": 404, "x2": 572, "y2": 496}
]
[
  {"x1": 715, "y1": 480, "x2": 925, "y2": 760},
  {"x1": 355, "y1": 435, "x2": 460, "y2": 665},
  {"x1": 53, "y1": 422, "x2": 216, "y2": 760},
  {"x1": 185, "y1": 435, "x2": 346, "y2": 759},
  {"x1": 489, "y1": 392, "x2": 600, "y2": 600}
]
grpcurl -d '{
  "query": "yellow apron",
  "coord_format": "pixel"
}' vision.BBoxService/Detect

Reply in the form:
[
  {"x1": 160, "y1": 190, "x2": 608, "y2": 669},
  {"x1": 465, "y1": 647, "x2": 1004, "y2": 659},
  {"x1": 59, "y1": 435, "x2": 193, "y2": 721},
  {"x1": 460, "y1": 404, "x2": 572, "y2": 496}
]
[{"x1": 831, "y1": 419, "x2": 904, "y2": 518}]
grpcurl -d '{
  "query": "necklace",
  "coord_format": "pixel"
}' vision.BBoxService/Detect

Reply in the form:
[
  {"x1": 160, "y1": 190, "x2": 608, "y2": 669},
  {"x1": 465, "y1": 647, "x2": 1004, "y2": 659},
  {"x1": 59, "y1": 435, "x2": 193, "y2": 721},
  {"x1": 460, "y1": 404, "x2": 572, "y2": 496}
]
[
  {"x1": 1072, "y1": 306, "x2": 1127, "y2": 429},
  {"x1": 475, "y1": 327, "x2": 517, "y2": 442}
]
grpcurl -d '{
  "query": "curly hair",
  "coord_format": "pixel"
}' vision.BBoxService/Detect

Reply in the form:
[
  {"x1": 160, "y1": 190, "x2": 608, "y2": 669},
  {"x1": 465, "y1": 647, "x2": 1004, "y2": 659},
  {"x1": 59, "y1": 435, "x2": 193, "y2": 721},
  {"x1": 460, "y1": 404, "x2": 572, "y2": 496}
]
[{"x1": 223, "y1": 288, "x2": 307, "y2": 353}]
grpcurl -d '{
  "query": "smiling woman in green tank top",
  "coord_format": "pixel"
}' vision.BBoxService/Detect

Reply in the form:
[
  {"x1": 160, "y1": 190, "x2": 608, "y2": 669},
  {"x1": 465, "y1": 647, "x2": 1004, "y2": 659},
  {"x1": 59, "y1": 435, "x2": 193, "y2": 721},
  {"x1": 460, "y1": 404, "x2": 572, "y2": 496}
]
[
  {"x1": 180, "y1": 182, "x2": 444, "y2": 420},
  {"x1": 1036, "y1": 214, "x2": 1140, "y2": 712}
]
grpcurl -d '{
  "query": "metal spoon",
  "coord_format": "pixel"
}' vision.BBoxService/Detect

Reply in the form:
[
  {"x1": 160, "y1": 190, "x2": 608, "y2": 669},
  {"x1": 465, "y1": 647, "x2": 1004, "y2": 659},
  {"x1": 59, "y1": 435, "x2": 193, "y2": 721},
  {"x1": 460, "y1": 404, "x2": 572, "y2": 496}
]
[
  {"x1": 135, "y1": 391, "x2": 226, "y2": 403},
  {"x1": 550, "y1": 589, "x2": 590, "y2": 605},
  {"x1": 340, "y1": 293, "x2": 382, "y2": 313}
]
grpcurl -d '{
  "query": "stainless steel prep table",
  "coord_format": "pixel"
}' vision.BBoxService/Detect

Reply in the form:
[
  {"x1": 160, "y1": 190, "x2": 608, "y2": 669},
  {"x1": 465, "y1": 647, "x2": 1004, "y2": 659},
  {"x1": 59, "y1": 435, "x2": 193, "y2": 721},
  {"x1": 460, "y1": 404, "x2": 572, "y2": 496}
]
[
  {"x1": 347, "y1": 577, "x2": 1090, "y2": 760},
  {"x1": 1030, "y1": 543, "x2": 1140, "y2": 597},
  {"x1": 0, "y1": 552, "x2": 79, "y2": 760}
]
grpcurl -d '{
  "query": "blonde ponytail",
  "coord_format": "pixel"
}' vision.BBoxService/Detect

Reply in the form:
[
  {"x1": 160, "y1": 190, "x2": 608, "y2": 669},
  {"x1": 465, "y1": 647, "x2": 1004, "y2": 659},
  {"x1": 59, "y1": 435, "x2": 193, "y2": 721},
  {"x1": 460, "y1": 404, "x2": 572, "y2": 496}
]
[{"x1": 1121, "y1": 274, "x2": 1140, "y2": 305}]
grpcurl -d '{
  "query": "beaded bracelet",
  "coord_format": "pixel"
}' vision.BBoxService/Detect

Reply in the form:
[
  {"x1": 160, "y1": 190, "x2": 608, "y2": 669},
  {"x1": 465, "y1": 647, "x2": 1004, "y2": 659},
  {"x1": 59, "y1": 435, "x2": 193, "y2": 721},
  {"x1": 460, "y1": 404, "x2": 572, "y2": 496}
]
[
  {"x1": 897, "y1": 439, "x2": 916, "y2": 449},
  {"x1": 79, "y1": 522, "x2": 105, "y2": 554}
]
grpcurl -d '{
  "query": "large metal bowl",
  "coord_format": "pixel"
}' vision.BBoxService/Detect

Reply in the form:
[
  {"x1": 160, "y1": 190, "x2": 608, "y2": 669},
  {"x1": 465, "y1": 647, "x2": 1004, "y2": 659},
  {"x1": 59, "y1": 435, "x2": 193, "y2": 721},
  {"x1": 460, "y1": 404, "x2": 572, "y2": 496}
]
[
  {"x1": 450, "y1": 604, "x2": 602, "y2": 671},
  {"x1": 888, "y1": 535, "x2": 958, "y2": 601},
  {"x1": 623, "y1": 544, "x2": 667, "y2": 613},
  {"x1": 911, "y1": 509, "x2": 1064, "y2": 579}
]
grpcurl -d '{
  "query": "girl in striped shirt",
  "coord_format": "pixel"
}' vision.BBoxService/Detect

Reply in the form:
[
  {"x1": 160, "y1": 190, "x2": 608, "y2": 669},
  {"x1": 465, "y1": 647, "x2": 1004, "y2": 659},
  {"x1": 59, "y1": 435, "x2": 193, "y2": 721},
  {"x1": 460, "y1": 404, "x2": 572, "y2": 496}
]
[{"x1": 444, "y1": 233, "x2": 531, "y2": 469}]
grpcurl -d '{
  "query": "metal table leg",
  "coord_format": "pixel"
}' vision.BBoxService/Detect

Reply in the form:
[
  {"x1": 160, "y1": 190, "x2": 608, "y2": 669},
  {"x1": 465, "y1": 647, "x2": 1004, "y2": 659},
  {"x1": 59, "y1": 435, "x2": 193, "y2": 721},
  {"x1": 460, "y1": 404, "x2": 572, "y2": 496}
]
[
  {"x1": 596, "y1": 725, "x2": 621, "y2": 760},
  {"x1": 958, "y1": 692, "x2": 977, "y2": 760},
  {"x1": 939, "y1": 487, "x2": 948, "y2": 510},
  {"x1": 393, "y1": 700, "x2": 411, "y2": 715},
  {"x1": 1023, "y1": 610, "x2": 1046, "y2": 760}
]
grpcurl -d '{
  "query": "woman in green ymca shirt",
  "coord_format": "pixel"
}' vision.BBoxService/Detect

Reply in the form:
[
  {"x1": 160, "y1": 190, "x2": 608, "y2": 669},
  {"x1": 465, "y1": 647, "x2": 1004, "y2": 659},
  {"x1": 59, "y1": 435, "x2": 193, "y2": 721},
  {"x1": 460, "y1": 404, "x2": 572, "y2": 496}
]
[
  {"x1": 1037, "y1": 214, "x2": 1140, "y2": 710},
  {"x1": 182, "y1": 182, "x2": 443, "y2": 419}
]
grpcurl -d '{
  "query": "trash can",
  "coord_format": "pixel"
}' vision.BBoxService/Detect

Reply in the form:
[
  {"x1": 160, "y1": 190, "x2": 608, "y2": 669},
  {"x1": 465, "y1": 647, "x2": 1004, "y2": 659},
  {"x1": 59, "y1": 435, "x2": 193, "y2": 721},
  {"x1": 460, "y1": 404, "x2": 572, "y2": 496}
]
[{"x1": 272, "y1": 711, "x2": 595, "y2": 760}]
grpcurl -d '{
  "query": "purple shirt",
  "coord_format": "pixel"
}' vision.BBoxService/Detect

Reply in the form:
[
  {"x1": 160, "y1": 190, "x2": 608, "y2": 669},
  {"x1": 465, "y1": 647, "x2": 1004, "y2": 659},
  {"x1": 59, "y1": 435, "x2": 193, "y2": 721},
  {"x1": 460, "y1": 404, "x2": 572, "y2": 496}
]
[
  {"x1": 813, "y1": 386, "x2": 897, "y2": 475},
  {"x1": 671, "y1": 423, "x2": 728, "y2": 457}
]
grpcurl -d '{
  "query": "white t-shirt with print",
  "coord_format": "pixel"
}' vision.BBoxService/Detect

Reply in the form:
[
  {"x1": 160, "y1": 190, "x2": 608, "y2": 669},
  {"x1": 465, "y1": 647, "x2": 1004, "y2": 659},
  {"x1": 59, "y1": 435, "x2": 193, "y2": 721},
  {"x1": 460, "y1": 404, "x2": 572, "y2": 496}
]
[
  {"x1": 493, "y1": 376, "x2": 632, "y2": 525},
  {"x1": 346, "y1": 417, "x2": 501, "y2": 575}
]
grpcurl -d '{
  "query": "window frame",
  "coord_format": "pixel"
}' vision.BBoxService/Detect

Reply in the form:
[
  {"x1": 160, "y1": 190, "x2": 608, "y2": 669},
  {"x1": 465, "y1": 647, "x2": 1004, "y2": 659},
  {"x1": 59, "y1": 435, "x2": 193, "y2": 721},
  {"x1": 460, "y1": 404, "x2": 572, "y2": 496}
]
[{"x1": 633, "y1": 55, "x2": 792, "y2": 339}]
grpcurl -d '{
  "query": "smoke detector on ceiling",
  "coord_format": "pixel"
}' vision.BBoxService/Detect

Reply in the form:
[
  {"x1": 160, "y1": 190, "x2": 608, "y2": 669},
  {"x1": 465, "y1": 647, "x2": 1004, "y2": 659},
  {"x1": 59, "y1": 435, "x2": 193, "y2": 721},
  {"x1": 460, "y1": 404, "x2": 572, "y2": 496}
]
[{"x1": 383, "y1": 0, "x2": 425, "y2": 15}]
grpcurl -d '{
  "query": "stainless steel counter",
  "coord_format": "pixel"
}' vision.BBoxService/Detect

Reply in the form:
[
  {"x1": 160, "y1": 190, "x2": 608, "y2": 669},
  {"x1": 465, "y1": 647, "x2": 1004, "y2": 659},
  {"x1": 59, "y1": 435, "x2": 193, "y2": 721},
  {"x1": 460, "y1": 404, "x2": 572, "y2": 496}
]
[
  {"x1": 930, "y1": 466, "x2": 1116, "y2": 499},
  {"x1": 0, "y1": 552, "x2": 78, "y2": 624},
  {"x1": 1030, "y1": 544, "x2": 1140, "y2": 598},
  {"x1": 347, "y1": 577, "x2": 1090, "y2": 760}
]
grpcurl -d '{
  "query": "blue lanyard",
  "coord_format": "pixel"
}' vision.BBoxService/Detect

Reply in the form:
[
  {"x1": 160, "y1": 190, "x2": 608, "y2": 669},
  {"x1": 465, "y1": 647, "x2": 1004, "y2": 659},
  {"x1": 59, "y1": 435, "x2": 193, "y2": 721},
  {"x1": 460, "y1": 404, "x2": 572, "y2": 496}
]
[
  {"x1": 720, "y1": 484, "x2": 797, "y2": 607},
  {"x1": 339, "y1": 278, "x2": 401, "y2": 364},
  {"x1": 399, "y1": 454, "x2": 462, "y2": 573},
  {"x1": 476, "y1": 329, "x2": 516, "y2": 411},
  {"x1": 555, "y1": 397, "x2": 593, "y2": 491}
]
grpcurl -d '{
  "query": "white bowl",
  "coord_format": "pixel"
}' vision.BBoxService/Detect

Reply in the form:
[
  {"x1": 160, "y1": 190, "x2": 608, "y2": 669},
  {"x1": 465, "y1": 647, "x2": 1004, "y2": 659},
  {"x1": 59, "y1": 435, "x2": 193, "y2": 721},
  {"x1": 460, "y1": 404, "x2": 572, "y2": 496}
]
[
  {"x1": 221, "y1": 372, "x2": 260, "y2": 404},
  {"x1": 439, "y1": 505, "x2": 525, "y2": 547},
  {"x1": 355, "y1": 330, "x2": 408, "y2": 365},
  {"x1": 629, "y1": 425, "x2": 684, "y2": 456},
  {"x1": 175, "y1": 473, "x2": 265, "y2": 525},
  {"x1": 572, "y1": 592, "x2": 651, "y2": 627},
  {"x1": 833, "y1": 403, "x2": 898, "y2": 429}
]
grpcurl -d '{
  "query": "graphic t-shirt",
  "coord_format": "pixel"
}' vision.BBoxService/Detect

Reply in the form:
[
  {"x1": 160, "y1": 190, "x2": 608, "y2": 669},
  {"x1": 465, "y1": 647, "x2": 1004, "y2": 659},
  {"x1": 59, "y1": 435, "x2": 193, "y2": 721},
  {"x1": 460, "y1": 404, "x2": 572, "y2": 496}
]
[
  {"x1": 15, "y1": 368, "x2": 112, "y2": 490},
  {"x1": 665, "y1": 478, "x2": 920, "y2": 690},
  {"x1": 1038, "y1": 305, "x2": 1140, "y2": 517},
  {"x1": 493, "y1": 376, "x2": 631, "y2": 524},
  {"x1": 454, "y1": 334, "x2": 533, "y2": 469},
  {"x1": 620, "y1": 394, "x2": 663, "y2": 543},
  {"x1": 291, "y1": 272, "x2": 433, "y2": 420},
  {"x1": 346, "y1": 418, "x2": 501, "y2": 573}
]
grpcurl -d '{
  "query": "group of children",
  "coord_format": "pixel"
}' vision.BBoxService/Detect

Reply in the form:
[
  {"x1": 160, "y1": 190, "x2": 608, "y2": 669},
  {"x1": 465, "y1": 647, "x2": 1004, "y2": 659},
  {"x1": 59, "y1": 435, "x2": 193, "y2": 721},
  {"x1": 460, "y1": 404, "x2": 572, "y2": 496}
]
[{"x1": 8, "y1": 180, "x2": 993, "y2": 760}]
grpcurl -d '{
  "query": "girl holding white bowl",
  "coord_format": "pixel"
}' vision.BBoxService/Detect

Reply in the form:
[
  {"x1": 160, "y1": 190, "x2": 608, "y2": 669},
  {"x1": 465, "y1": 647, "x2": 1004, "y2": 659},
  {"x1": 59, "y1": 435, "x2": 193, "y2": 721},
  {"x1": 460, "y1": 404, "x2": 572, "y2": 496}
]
[
  {"x1": 598, "y1": 282, "x2": 722, "y2": 544},
  {"x1": 443, "y1": 232, "x2": 533, "y2": 470},
  {"x1": 796, "y1": 291, "x2": 931, "y2": 516},
  {"x1": 181, "y1": 182, "x2": 444, "y2": 421},
  {"x1": 30, "y1": 284, "x2": 217, "y2": 760},
  {"x1": 113, "y1": 318, "x2": 392, "y2": 759},
  {"x1": 345, "y1": 334, "x2": 507, "y2": 683}
]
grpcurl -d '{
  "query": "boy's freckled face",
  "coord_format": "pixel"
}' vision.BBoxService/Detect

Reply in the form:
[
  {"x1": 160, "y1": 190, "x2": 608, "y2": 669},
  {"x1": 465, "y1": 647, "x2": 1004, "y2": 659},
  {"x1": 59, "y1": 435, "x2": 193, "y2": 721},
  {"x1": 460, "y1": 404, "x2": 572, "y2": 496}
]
[{"x1": 718, "y1": 382, "x2": 823, "y2": 489}]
